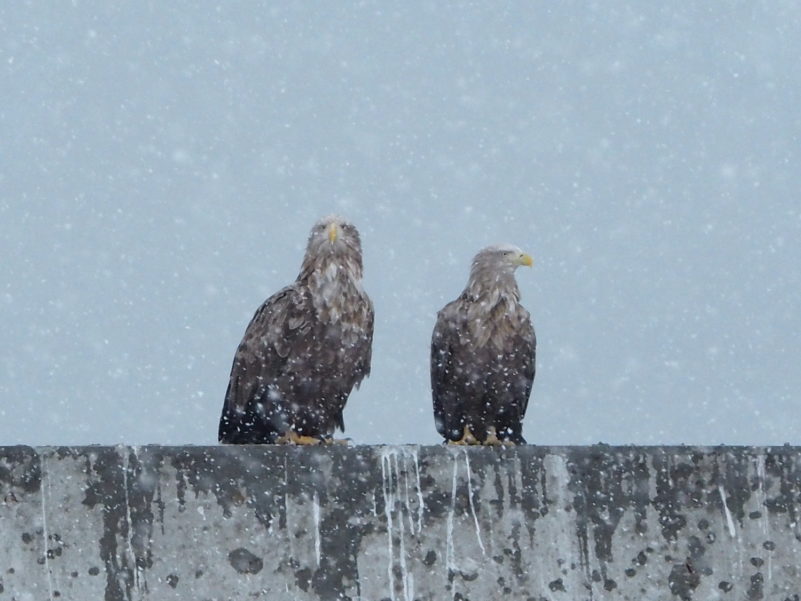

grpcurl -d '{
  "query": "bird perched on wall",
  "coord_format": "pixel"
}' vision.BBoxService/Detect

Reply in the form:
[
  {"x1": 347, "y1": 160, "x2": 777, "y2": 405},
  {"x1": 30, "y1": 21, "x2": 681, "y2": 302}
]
[
  {"x1": 431, "y1": 245, "x2": 536, "y2": 445},
  {"x1": 219, "y1": 215, "x2": 374, "y2": 445}
]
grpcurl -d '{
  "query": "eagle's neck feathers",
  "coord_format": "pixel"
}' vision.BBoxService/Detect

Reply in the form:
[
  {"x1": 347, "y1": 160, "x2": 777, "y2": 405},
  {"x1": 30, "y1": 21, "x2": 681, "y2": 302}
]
[
  {"x1": 464, "y1": 270, "x2": 521, "y2": 305},
  {"x1": 300, "y1": 254, "x2": 368, "y2": 329},
  {"x1": 462, "y1": 269, "x2": 525, "y2": 349}
]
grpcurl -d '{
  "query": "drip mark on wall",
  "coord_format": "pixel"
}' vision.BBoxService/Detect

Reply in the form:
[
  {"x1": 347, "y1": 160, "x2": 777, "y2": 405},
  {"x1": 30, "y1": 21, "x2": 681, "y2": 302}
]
[
  {"x1": 121, "y1": 448, "x2": 140, "y2": 595},
  {"x1": 718, "y1": 485, "x2": 736, "y2": 538},
  {"x1": 313, "y1": 491, "x2": 321, "y2": 568},
  {"x1": 464, "y1": 451, "x2": 485, "y2": 556},
  {"x1": 380, "y1": 449, "x2": 396, "y2": 601},
  {"x1": 411, "y1": 448, "x2": 425, "y2": 533},
  {"x1": 446, "y1": 453, "x2": 459, "y2": 578},
  {"x1": 40, "y1": 454, "x2": 54, "y2": 601}
]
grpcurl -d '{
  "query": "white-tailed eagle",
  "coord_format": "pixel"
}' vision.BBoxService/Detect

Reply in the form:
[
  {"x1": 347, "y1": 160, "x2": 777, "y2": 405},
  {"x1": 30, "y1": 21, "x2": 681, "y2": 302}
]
[
  {"x1": 431, "y1": 245, "x2": 535, "y2": 445},
  {"x1": 219, "y1": 215, "x2": 374, "y2": 444}
]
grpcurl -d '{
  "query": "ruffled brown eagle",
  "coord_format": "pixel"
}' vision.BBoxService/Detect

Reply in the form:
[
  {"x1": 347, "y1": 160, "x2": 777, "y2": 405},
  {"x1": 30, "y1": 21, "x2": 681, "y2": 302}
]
[
  {"x1": 218, "y1": 215, "x2": 374, "y2": 444},
  {"x1": 431, "y1": 245, "x2": 536, "y2": 445}
]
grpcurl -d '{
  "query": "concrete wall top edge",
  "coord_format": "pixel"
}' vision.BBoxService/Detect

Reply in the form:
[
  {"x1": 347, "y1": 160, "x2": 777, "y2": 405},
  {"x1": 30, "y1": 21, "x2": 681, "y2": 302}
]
[{"x1": 3, "y1": 443, "x2": 800, "y2": 454}]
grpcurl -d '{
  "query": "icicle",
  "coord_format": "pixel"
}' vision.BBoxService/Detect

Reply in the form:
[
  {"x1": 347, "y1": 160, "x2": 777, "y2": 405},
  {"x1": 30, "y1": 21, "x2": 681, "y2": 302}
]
[
  {"x1": 120, "y1": 447, "x2": 140, "y2": 595},
  {"x1": 718, "y1": 485, "x2": 736, "y2": 538},
  {"x1": 283, "y1": 457, "x2": 296, "y2": 563},
  {"x1": 380, "y1": 448, "x2": 396, "y2": 601},
  {"x1": 379, "y1": 446, "x2": 425, "y2": 601},
  {"x1": 40, "y1": 453, "x2": 55, "y2": 601},
  {"x1": 445, "y1": 454, "x2": 459, "y2": 577},
  {"x1": 402, "y1": 454, "x2": 415, "y2": 534},
  {"x1": 313, "y1": 491, "x2": 321, "y2": 568},
  {"x1": 463, "y1": 451, "x2": 485, "y2": 556},
  {"x1": 411, "y1": 447, "x2": 424, "y2": 534},
  {"x1": 396, "y1": 458, "x2": 412, "y2": 601}
]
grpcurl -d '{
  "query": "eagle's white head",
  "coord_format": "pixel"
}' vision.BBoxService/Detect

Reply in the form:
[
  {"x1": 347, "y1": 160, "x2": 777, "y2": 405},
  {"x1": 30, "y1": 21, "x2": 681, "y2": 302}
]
[
  {"x1": 300, "y1": 215, "x2": 364, "y2": 282},
  {"x1": 465, "y1": 244, "x2": 533, "y2": 299}
]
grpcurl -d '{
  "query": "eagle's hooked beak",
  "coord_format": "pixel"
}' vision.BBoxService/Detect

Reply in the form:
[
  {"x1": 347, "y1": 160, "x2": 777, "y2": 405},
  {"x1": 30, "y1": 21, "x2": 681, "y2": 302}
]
[
  {"x1": 328, "y1": 222, "x2": 338, "y2": 243},
  {"x1": 519, "y1": 253, "x2": 533, "y2": 267}
]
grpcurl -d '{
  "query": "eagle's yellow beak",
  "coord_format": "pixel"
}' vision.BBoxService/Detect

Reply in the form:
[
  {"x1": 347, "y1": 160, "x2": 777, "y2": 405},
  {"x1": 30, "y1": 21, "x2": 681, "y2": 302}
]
[
  {"x1": 328, "y1": 222, "x2": 338, "y2": 243},
  {"x1": 519, "y1": 253, "x2": 533, "y2": 267}
]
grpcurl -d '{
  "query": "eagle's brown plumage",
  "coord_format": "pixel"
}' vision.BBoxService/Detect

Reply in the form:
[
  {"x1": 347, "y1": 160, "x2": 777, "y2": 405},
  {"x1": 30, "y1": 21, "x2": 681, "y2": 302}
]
[
  {"x1": 219, "y1": 215, "x2": 374, "y2": 444},
  {"x1": 431, "y1": 245, "x2": 535, "y2": 445}
]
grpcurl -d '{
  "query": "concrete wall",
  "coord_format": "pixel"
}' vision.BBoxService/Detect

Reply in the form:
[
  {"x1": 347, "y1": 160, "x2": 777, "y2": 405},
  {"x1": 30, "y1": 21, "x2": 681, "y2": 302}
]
[{"x1": 1, "y1": 445, "x2": 800, "y2": 601}]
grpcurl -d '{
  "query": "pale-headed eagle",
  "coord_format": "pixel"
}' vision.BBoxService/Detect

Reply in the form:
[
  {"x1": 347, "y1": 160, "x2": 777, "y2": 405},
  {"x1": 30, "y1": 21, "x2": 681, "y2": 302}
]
[
  {"x1": 431, "y1": 245, "x2": 536, "y2": 445},
  {"x1": 219, "y1": 216, "x2": 374, "y2": 445}
]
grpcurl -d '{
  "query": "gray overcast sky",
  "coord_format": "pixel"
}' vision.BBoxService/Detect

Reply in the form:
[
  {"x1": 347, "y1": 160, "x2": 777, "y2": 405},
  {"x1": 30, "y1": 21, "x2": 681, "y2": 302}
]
[{"x1": 1, "y1": 2, "x2": 799, "y2": 446}]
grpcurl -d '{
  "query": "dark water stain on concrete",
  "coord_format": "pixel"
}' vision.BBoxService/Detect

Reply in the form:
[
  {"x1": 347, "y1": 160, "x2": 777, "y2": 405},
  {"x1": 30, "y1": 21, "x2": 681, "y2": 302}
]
[
  {"x1": 160, "y1": 445, "x2": 379, "y2": 600},
  {"x1": 748, "y1": 572, "x2": 764, "y2": 600},
  {"x1": 651, "y1": 452, "x2": 692, "y2": 543},
  {"x1": 308, "y1": 446, "x2": 378, "y2": 600},
  {"x1": 0, "y1": 446, "x2": 40, "y2": 495},
  {"x1": 764, "y1": 448, "x2": 801, "y2": 524},
  {"x1": 565, "y1": 446, "x2": 653, "y2": 591},
  {"x1": 228, "y1": 547, "x2": 263, "y2": 574},
  {"x1": 548, "y1": 577, "x2": 565, "y2": 592},
  {"x1": 710, "y1": 449, "x2": 753, "y2": 527},
  {"x1": 168, "y1": 445, "x2": 287, "y2": 532},
  {"x1": 668, "y1": 561, "x2": 701, "y2": 601},
  {"x1": 568, "y1": 448, "x2": 630, "y2": 563},
  {"x1": 80, "y1": 447, "x2": 135, "y2": 601},
  {"x1": 126, "y1": 448, "x2": 162, "y2": 580},
  {"x1": 518, "y1": 447, "x2": 548, "y2": 546}
]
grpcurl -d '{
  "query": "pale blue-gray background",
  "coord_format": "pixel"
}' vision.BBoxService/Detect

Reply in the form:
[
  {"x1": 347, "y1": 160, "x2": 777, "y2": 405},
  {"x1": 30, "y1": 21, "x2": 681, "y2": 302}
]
[{"x1": 2, "y1": 2, "x2": 799, "y2": 445}]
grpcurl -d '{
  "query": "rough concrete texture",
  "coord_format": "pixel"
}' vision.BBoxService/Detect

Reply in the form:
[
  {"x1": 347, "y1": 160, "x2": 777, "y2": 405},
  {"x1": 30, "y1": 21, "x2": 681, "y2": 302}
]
[{"x1": 1, "y1": 445, "x2": 800, "y2": 601}]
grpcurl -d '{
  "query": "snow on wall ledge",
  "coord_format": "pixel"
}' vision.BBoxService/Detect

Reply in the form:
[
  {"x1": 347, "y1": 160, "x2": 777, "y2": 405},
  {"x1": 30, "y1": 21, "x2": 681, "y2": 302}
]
[{"x1": 1, "y1": 446, "x2": 800, "y2": 601}]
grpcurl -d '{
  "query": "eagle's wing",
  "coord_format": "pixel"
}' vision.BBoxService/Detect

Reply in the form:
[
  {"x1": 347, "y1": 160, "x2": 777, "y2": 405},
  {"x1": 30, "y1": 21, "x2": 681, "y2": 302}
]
[
  {"x1": 218, "y1": 284, "x2": 310, "y2": 442},
  {"x1": 494, "y1": 305, "x2": 536, "y2": 444},
  {"x1": 327, "y1": 294, "x2": 374, "y2": 430},
  {"x1": 430, "y1": 299, "x2": 462, "y2": 439},
  {"x1": 515, "y1": 309, "x2": 536, "y2": 420},
  {"x1": 353, "y1": 297, "x2": 375, "y2": 383}
]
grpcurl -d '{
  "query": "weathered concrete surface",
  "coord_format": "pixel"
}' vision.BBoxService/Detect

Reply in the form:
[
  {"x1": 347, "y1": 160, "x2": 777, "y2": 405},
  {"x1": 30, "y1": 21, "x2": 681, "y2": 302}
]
[{"x1": 1, "y1": 446, "x2": 800, "y2": 601}]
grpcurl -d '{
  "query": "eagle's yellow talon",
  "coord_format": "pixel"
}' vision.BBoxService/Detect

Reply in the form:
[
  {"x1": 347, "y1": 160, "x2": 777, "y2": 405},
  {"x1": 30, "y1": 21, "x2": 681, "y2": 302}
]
[
  {"x1": 449, "y1": 425, "x2": 479, "y2": 445},
  {"x1": 276, "y1": 431, "x2": 322, "y2": 445},
  {"x1": 483, "y1": 427, "x2": 503, "y2": 446}
]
